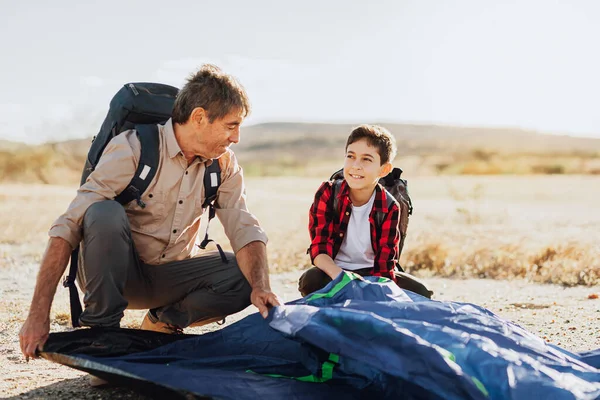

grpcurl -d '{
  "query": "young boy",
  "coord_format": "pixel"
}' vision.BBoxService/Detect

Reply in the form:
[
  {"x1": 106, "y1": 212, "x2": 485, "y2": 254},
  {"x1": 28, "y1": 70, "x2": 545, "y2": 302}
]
[{"x1": 299, "y1": 124, "x2": 432, "y2": 298}]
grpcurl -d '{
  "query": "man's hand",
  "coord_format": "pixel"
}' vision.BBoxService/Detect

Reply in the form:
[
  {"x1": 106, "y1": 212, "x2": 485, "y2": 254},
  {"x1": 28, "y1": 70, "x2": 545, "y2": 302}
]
[
  {"x1": 251, "y1": 288, "x2": 282, "y2": 319},
  {"x1": 19, "y1": 236, "x2": 72, "y2": 361},
  {"x1": 19, "y1": 316, "x2": 50, "y2": 361}
]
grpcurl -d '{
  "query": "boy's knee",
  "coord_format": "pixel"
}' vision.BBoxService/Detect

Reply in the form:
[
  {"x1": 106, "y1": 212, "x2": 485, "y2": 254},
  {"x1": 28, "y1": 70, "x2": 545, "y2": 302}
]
[
  {"x1": 298, "y1": 267, "x2": 331, "y2": 297},
  {"x1": 394, "y1": 271, "x2": 433, "y2": 299}
]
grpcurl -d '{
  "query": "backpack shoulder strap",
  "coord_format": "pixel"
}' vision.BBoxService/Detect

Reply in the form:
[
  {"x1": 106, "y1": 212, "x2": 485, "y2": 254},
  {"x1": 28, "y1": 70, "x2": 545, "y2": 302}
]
[
  {"x1": 198, "y1": 160, "x2": 228, "y2": 263},
  {"x1": 63, "y1": 248, "x2": 82, "y2": 327},
  {"x1": 331, "y1": 179, "x2": 343, "y2": 215},
  {"x1": 374, "y1": 187, "x2": 398, "y2": 230},
  {"x1": 114, "y1": 124, "x2": 160, "y2": 207},
  {"x1": 328, "y1": 168, "x2": 345, "y2": 215},
  {"x1": 202, "y1": 160, "x2": 221, "y2": 208}
]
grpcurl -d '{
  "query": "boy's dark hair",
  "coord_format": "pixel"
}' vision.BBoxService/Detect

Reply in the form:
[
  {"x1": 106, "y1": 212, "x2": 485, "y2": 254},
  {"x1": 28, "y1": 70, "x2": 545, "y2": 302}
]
[
  {"x1": 172, "y1": 64, "x2": 250, "y2": 124},
  {"x1": 345, "y1": 124, "x2": 397, "y2": 165}
]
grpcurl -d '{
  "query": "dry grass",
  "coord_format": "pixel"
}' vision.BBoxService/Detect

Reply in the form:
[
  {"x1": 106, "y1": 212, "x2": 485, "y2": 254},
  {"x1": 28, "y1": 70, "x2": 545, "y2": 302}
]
[
  {"x1": 51, "y1": 312, "x2": 71, "y2": 326},
  {"x1": 1, "y1": 133, "x2": 600, "y2": 186},
  {"x1": 402, "y1": 242, "x2": 600, "y2": 286},
  {"x1": 434, "y1": 150, "x2": 600, "y2": 175},
  {"x1": 0, "y1": 145, "x2": 85, "y2": 184},
  {"x1": 0, "y1": 175, "x2": 599, "y2": 286}
]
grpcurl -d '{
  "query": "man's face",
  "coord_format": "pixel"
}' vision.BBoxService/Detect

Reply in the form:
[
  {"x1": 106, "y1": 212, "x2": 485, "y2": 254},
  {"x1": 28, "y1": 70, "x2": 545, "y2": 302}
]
[
  {"x1": 343, "y1": 139, "x2": 388, "y2": 191},
  {"x1": 195, "y1": 108, "x2": 244, "y2": 159}
]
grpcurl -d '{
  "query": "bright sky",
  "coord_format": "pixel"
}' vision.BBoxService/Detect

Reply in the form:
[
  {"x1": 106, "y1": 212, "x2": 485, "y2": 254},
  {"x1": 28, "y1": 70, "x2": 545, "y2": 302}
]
[{"x1": 1, "y1": 0, "x2": 599, "y2": 143}]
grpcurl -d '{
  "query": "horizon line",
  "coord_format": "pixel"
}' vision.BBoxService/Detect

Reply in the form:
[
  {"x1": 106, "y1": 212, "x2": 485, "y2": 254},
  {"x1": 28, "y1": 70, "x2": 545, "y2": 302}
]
[{"x1": 2, "y1": 119, "x2": 599, "y2": 146}]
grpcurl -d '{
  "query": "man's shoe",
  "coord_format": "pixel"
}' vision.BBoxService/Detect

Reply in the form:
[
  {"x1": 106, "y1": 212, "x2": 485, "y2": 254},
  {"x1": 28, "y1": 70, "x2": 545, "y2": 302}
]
[
  {"x1": 188, "y1": 316, "x2": 226, "y2": 328},
  {"x1": 140, "y1": 311, "x2": 183, "y2": 334},
  {"x1": 89, "y1": 374, "x2": 109, "y2": 387}
]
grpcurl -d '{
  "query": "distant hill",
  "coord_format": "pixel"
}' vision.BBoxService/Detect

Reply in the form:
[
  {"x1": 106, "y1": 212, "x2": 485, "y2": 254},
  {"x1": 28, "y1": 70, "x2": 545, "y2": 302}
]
[
  {"x1": 1, "y1": 122, "x2": 599, "y2": 183},
  {"x1": 16, "y1": 122, "x2": 600, "y2": 159},
  {"x1": 234, "y1": 123, "x2": 600, "y2": 175},
  {"x1": 238, "y1": 122, "x2": 600, "y2": 157},
  {"x1": 0, "y1": 139, "x2": 28, "y2": 152}
]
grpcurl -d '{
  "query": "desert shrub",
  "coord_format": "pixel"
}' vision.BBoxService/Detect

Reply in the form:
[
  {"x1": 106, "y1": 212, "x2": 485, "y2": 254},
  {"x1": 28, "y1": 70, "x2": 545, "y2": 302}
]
[{"x1": 531, "y1": 164, "x2": 565, "y2": 174}]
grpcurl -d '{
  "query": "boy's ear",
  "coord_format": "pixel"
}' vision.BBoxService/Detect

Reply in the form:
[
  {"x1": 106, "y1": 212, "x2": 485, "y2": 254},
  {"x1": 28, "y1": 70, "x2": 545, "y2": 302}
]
[{"x1": 379, "y1": 162, "x2": 393, "y2": 177}]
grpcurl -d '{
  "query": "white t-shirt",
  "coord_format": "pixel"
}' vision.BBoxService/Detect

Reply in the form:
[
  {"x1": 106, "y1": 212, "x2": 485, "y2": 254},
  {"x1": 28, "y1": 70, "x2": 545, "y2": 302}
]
[{"x1": 334, "y1": 191, "x2": 376, "y2": 271}]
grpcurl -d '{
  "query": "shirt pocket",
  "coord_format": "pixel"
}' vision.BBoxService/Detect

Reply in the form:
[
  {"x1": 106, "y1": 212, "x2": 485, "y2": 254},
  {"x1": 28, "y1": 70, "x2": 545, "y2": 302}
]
[{"x1": 126, "y1": 191, "x2": 166, "y2": 233}]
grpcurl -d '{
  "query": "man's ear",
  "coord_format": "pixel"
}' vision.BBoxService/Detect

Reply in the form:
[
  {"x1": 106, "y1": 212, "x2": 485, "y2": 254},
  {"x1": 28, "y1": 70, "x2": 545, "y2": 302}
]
[
  {"x1": 189, "y1": 107, "x2": 207, "y2": 126},
  {"x1": 379, "y1": 162, "x2": 393, "y2": 177}
]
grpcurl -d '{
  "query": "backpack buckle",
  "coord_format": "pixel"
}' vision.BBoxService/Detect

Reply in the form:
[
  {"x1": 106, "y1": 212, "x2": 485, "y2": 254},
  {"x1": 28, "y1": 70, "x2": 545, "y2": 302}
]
[{"x1": 62, "y1": 275, "x2": 74, "y2": 288}]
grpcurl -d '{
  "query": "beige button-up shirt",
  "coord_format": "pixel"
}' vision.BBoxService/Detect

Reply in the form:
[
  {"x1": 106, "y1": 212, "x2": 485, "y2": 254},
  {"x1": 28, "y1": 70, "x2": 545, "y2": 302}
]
[{"x1": 49, "y1": 119, "x2": 267, "y2": 265}]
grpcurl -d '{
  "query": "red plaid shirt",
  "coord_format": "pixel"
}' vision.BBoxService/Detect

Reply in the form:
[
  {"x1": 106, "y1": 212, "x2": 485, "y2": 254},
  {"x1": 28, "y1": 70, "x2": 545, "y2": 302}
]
[{"x1": 308, "y1": 180, "x2": 401, "y2": 281}]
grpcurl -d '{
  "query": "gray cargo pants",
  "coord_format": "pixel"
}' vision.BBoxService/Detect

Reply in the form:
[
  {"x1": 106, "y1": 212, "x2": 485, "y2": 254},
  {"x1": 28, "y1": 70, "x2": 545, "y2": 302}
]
[{"x1": 76, "y1": 200, "x2": 252, "y2": 328}]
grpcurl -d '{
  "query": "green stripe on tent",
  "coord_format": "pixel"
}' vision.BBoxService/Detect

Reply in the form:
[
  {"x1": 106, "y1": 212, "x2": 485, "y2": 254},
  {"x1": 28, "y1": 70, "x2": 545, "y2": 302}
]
[
  {"x1": 246, "y1": 353, "x2": 340, "y2": 383},
  {"x1": 471, "y1": 377, "x2": 489, "y2": 397},
  {"x1": 247, "y1": 372, "x2": 326, "y2": 383},
  {"x1": 436, "y1": 349, "x2": 486, "y2": 396},
  {"x1": 438, "y1": 348, "x2": 456, "y2": 363},
  {"x1": 321, "y1": 353, "x2": 339, "y2": 380},
  {"x1": 306, "y1": 272, "x2": 361, "y2": 301}
]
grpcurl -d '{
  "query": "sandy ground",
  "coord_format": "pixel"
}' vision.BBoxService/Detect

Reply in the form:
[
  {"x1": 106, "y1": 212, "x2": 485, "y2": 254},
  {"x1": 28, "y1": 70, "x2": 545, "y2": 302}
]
[
  {"x1": 2, "y1": 260, "x2": 600, "y2": 399},
  {"x1": 0, "y1": 171, "x2": 599, "y2": 399}
]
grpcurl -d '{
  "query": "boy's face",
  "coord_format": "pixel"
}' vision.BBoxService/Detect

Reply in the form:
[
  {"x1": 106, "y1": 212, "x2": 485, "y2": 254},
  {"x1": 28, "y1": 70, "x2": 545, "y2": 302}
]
[{"x1": 343, "y1": 139, "x2": 392, "y2": 192}]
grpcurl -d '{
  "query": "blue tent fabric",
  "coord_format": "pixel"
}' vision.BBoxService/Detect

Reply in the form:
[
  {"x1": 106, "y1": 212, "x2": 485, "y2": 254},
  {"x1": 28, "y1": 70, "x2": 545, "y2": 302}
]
[{"x1": 42, "y1": 272, "x2": 600, "y2": 399}]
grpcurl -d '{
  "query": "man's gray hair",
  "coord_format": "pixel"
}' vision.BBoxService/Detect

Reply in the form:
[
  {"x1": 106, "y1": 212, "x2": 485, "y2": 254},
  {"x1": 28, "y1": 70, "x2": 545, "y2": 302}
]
[{"x1": 172, "y1": 64, "x2": 250, "y2": 124}]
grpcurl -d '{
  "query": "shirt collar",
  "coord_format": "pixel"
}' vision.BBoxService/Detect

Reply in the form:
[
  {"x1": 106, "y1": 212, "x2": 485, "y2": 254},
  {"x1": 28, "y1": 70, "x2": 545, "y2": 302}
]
[
  {"x1": 163, "y1": 118, "x2": 211, "y2": 165},
  {"x1": 339, "y1": 180, "x2": 389, "y2": 213}
]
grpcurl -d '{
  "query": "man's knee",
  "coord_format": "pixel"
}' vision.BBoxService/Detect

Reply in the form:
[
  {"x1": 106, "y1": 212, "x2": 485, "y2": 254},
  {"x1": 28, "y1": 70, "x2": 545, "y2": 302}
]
[
  {"x1": 83, "y1": 200, "x2": 128, "y2": 236},
  {"x1": 80, "y1": 201, "x2": 132, "y2": 279},
  {"x1": 231, "y1": 283, "x2": 252, "y2": 313},
  {"x1": 217, "y1": 254, "x2": 253, "y2": 312}
]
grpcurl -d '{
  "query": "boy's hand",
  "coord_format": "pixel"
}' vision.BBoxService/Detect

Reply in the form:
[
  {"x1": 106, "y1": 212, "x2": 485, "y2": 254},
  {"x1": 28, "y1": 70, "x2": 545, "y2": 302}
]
[
  {"x1": 326, "y1": 266, "x2": 344, "y2": 280},
  {"x1": 314, "y1": 254, "x2": 344, "y2": 280},
  {"x1": 251, "y1": 288, "x2": 282, "y2": 319}
]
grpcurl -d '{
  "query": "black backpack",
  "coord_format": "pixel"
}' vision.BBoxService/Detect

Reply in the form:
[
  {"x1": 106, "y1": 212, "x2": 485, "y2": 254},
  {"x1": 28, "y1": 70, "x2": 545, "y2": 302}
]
[
  {"x1": 64, "y1": 82, "x2": 223, "y2": 327},
  {"x1": 330, "y1": 167, "x2": 413, "y2": 260}
]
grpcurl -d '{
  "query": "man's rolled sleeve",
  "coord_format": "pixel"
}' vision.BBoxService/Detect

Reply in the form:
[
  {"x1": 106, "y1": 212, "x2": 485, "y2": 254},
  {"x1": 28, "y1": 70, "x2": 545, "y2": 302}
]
[
  {"x1": 215, "y1": 152, "x2": 267, "y2": 254},
  {"x1": 308, "y1": 181, "x2": 335, "y2": 263},
  {"x1": 48, "y1": 220, "x2": 81, "y2": 250},
  {"x1": 48, "y1": 133, "x2": 137, "y2": 248}
]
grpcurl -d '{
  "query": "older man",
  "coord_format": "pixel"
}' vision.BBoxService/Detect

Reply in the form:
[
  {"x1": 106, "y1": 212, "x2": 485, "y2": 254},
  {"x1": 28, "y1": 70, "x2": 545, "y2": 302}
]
[{"x1": 20, "y1": 65, "x2": 281, "y2": 360}]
